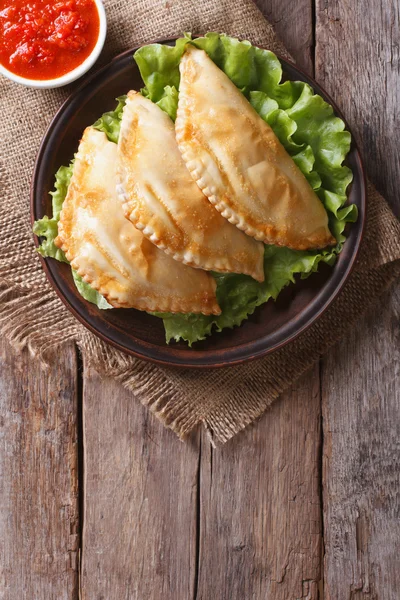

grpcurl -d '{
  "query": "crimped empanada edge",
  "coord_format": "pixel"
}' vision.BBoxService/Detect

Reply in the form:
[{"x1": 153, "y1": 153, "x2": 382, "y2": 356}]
[
  {"x1": 54, "y1": 128, "x2": 221, "y2": 316},
  {"x1": 54, "y1": 238, "x2": 221, "y2": 314},
  {"x1": 117, "y1": 92, "x2": 266, "y2": 280},
  {"x1": 175, "y1": 67, "x2": 336, "y2": 251},
  {"x1": 117, "y1": 178, "x2": 265, "y2": 280},
  {"x1": 175, "y1": 117, "x2": 336, "y2": 250}
]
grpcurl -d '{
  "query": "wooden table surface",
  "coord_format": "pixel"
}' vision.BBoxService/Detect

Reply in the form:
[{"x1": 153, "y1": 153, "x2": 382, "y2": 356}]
[{"x1": 1, "y1": 1, "x2": 399, "y2": 599}]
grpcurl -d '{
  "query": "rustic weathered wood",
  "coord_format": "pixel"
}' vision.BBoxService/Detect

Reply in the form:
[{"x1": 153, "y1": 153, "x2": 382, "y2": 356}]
[
  {"x1": 321, "y1": 290, "x2": 400, "y2": 600},
  {"x1": 0, "y1": 338, "x2": 79, "y2": 600},
  {"x1": 255, "y1": 0, "x2": 314, "y2": 72},
  {"x1": 196, "y1": 368, "x2": 322, "y2": 600},
  {"x1": 316, "y1": 1, "x2": 400, "y2": 598},
  {"x1": 81, "y1": 366, "x2": 322, "y2": 600},
  {"x1": 80, "y1": 364, "x2": 200, "y2": 600},
  {"x1": 316, "y1": 0, "x2": 400, "y2": 219}
]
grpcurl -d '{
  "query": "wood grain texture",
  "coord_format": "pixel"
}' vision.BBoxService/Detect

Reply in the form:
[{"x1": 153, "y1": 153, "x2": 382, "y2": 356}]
[
  {"x1": 316, "y1": 1, "x2": 400, "y2": 598},
  {"x1": 254, "y1": 0, "x2": 313, "y2": 72},
  {"x1": 196, "y1": 368, "x2": 322, "y2": 600},
  {"x1": 0, "y1": 338, "x2": 79, "y2": 600},
  {"x1": 321, "y1": 289, "x2": 400, "y2": 600},
  {"x1": 315, "y1": 0, "x2": 400, "y2": 217},
  {"x1": 80, "y1": 365, "x2": 199, "y2": 600}
]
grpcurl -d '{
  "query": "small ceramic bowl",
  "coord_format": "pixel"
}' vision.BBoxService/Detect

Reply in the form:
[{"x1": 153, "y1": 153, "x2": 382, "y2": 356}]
[{"x1": 0, "y1": 0, "x2": 107, "y2": 90}]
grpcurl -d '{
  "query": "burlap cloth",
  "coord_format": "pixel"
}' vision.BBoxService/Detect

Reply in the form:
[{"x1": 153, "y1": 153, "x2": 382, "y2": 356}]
[{"x1": 1, "y1": 0, "x2": 399, "y2": 443}]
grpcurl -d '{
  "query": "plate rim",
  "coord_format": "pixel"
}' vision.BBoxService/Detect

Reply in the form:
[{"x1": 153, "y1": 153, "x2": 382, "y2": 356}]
[{"x1": 30, "y1": 37, "x2": 367, "y2": 369}]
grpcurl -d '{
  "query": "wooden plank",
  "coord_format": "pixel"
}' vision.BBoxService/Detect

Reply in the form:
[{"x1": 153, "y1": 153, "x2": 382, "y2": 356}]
[
  {"x1": 0, "y1": 338, "x2": 79, "y2": 600},
  {"x1": 255, "y1": 0, "x2": 314, "y2": 72},
  {"x1": 321, "y1": 290, "x2": 400, "y2": 600},
  {"x1": 195, "y1": 4, "x2": 322, "y2": 599},
  {"x1": 80, "y1": 365, "x2": 199, "y2": 600},
  {"x1": 316, "y1": 1, "x2": 400, "y2": 598},
  {"x1": 315, "y1": 0, "x2": 400, "y2": 217},
  {"x1": 196, "y1": 369, "x2": 322, "y2": 600}
]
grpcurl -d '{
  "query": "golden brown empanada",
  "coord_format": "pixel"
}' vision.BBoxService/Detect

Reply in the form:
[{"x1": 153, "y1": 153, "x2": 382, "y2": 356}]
[
  {"x1": 55, "y1": 127, "x2": 220, "y2": 315},
  {"x1": 176, "y1": 46, "x2": 336, "y2": 250},
  {"x1": 116, "y1": 91, "x2": 264, "y2": 282}
]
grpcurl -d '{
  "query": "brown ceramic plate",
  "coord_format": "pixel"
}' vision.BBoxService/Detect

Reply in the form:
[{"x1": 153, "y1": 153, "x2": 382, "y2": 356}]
[{"x1": 31, "y1": 39, "x2": 366, "y2": 369}]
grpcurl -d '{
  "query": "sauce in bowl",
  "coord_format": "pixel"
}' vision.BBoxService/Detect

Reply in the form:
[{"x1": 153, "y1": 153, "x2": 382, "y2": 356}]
[{"x1": 0, "y1": 0, "x2": 100, "y2": 81}]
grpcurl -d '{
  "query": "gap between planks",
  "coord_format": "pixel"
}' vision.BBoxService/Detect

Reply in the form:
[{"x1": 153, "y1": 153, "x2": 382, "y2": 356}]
[
  {"x1": 78, "y1": 364, "x2": 323, "y2": 600},
  {"x1": 78, "y1": 2, "x2": 324, "y2": 599}
]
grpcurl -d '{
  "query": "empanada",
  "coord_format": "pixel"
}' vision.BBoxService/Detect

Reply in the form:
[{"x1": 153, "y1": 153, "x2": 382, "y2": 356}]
[
  {"x1": 176, "y1": 46, "x2": 336, "y2": 250},
  {"x1": 117, "y1": 91, "x2": 264, "y2": 282},
  {"x1": 55, "y1": 127, "x2": 220, "y2": 315}
]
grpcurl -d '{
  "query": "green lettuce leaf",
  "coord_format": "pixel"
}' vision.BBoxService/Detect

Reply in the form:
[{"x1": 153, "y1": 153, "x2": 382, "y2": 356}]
[
  {"x1": 156, "y1": 85, "x2": 179, "y2": 120},
  {"x1": 93, "y1": 95, "x2": 127, "y2": 143},
  {"x1": 72, "y1": 270, "x2": 112, "y2": 309},
  {"x1": 134, "y1": 33, "x2": 357, "y2": 344},
  {"x1": 134, "y1": 32, "x2": 302, "y2": 108},
  {"x1": 134, "y1": 34, "x2": 192, "y2": 102},
  {"x1": 33, "y1": 163, "x2": 74, "y2": 263},
  {"x1": 159, "y1": 245, "x2": 337, "y2": 346}
]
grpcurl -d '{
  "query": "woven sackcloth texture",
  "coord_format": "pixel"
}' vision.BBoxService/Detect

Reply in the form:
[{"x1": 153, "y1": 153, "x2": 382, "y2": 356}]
[{"x1": 0, "y1": 0, "x2": 399, "y2": 443}]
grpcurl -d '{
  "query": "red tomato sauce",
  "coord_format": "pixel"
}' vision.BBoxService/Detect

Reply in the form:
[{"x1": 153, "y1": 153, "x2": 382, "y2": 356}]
[{"x1": 0, "y1": 0, "x2": 100, "y2": 80}]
